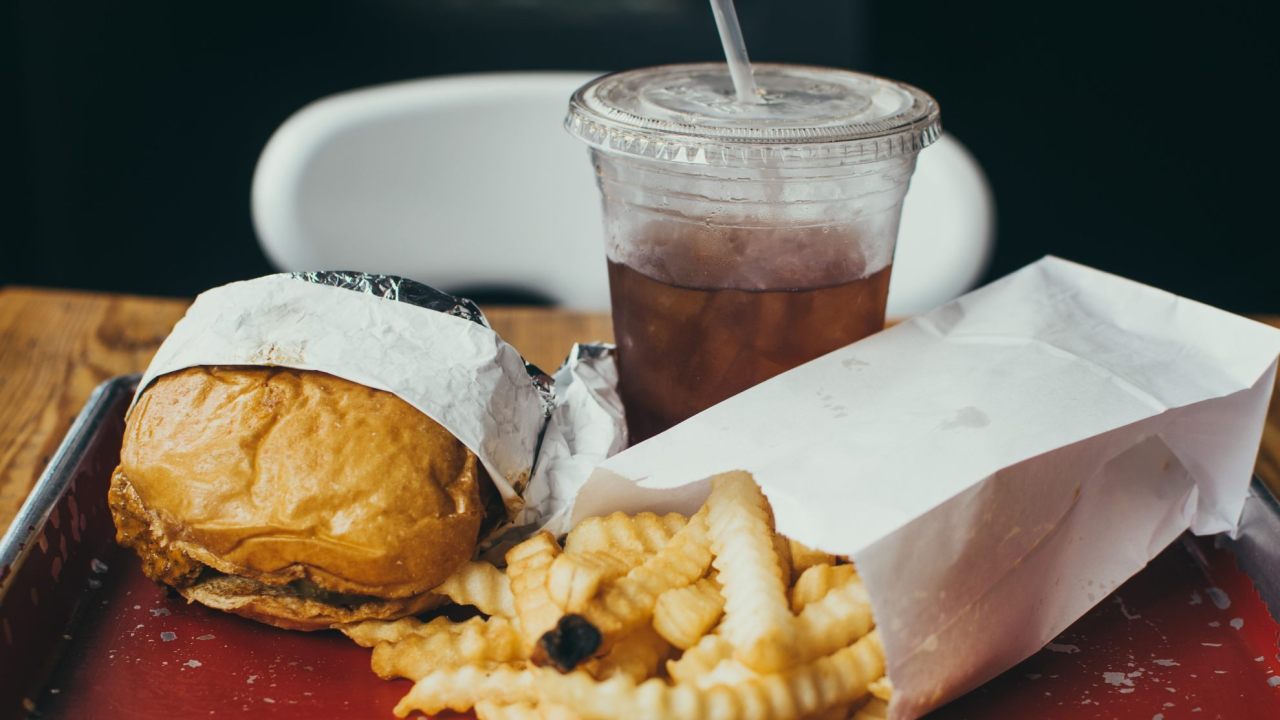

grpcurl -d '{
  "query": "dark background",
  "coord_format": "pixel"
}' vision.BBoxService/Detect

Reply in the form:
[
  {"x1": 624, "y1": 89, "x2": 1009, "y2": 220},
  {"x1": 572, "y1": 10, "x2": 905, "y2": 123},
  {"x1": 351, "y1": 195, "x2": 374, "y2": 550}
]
[{"x1": 4, "y1": 1, "x2": 1277, "y2": 312}]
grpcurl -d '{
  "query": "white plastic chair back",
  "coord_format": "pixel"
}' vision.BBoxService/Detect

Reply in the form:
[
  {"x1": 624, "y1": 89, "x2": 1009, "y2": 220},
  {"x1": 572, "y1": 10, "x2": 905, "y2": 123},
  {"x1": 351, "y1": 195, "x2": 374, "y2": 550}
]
[
  {"x1": 894, "y1": 132, "x2": 995, "y2": 315},
  {"x1": 252, "y1": 72, "x2": 994, "y2": 315},
  {"x1": 252, "y1": 72, "x2": 608, "y2": 308}
]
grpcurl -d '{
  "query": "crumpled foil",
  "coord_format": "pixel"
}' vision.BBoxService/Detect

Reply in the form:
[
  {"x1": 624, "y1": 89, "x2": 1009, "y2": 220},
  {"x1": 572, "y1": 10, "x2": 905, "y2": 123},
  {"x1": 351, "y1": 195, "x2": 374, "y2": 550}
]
[
  {"x1": 523, "y1": 341, "x2": 627, "y2": 533},
  {"x1": 291, "y1": 270, "x2": 557, "y2": 419},
  {"x1": 290, "y1": 271, "x2": 487, "y2": 326}
]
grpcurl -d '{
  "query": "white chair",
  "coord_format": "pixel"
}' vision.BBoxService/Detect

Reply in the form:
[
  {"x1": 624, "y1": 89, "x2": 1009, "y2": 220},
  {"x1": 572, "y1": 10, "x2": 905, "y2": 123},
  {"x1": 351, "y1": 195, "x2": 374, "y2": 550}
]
[
  {"x1": 893, "y1": 131, "x2": 995, "y2": 315},
  {"x1": 252, "y1": 72, "x2": 994, "y2": 315}
]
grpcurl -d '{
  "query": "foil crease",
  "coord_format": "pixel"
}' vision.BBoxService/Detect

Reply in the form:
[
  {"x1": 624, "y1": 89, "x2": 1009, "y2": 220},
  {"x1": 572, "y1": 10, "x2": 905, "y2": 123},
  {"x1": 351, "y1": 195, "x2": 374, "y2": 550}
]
[
  {"x1": 524, "y1": 341, "x2": 626, "y2": 534},
  {"x1": 290, "y1": 271, "x2": 488, "y2": 327}
]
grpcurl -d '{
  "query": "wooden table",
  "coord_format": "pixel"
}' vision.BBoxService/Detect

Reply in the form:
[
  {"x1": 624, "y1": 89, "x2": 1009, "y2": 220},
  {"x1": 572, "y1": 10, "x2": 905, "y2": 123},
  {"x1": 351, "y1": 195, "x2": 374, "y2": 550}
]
[{"x1": 1, "y1": 286, "x2": 1277, "y2": 538}]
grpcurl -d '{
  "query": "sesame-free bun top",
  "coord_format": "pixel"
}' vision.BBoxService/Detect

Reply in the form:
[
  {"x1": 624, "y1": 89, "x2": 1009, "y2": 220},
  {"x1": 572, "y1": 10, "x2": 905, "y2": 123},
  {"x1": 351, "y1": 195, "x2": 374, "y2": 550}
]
[{"x1": 118, "y1": 366, "x2": 483, "y2": 599}]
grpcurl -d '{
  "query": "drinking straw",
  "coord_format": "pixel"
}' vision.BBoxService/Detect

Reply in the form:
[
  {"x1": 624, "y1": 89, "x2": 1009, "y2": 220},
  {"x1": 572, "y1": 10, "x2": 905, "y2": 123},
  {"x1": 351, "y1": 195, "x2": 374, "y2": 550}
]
[{"x1": 709, "y1": 0, "x2": 763, "y2": 104}]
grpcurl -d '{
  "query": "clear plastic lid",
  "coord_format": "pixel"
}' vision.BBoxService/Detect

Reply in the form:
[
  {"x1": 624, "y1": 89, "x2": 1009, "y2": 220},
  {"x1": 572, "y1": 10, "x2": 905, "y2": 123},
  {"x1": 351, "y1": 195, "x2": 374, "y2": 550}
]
[{"x1": 566, "y1": 63, "x2": 941, "y2": 169}]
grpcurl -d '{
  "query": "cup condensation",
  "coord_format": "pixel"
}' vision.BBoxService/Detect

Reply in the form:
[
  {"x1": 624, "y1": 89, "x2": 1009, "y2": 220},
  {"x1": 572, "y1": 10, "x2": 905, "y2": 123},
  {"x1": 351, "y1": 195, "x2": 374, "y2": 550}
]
[{"x1": 566, "y1": 64, "x2": 940, "y2": 442}]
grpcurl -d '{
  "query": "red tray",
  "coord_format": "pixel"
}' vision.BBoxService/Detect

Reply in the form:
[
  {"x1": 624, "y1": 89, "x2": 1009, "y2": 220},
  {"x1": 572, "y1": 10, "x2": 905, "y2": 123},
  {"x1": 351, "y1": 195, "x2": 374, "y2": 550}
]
[{"x1": 3, "y1": 376, "x2": 1279, "y2": 719}]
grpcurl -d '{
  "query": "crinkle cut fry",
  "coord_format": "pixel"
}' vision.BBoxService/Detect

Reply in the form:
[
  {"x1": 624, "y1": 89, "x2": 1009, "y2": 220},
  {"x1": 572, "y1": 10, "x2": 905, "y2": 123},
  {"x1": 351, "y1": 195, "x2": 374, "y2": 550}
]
[
  {"x1": 788, "y1": 538, "x2": 837, "y2": 581},
  {"x1": 772, "y1": 530, "x2": 794, "y2": 587},
  {"x1": 666, "y1": 633, "x2": 735, "y2": 684},
  {"x1": 573, "y1": 506, "x2": 713, "y2": 651},
  {"x1": 474, "y1": 701, "x2": 579, "y2": 720},
  {"x1": 537, "y1": 630, "x2": 885, "y2": 720},
  {"x1": 434, "y1": 560, "x2": 517, "y2": 618},
  {"x1": 694, "y1": 657, "x2": 757, "y2": 690},
  {"x1": 474, "y1": 701, "x2": 542, "y2": 720},
  {"x1": 370, "y1": 615, "x2": 524, "y2": 680},
  {"x1": 547, "y1": 549, "x2": 641, "y2": 612},
  {"x1": 803, "y1": 701, "x2": 856, "y2": 720},
  {"x1": 506, "y1": 531, "x2": 564, "y2": 652},
  {"x1": 564, "y1": 511, "x2": 687, "y2": 555},
  {"x1": 589, "y1": 624, "x2": 671, "y2": 682},
  {"x1": 340, "y1": 617, "x2": 430, "y2": 648},
  {"x1": 867, "y1": 676, "x2": 893, "y2": 701},
  {"x1": 790, "y1": 563, "x2": 858, "y2": 613},
  {"x1": 705, "y1": 471, "x2": 797, "y2": 673},
  {"x1": 393, "y1": 665, "x2": 539, "y2": 717},
  {"x1": 539, "y1": 705, "x2": 582, "y2": 720},
  {"x1": 851, "y1": 697, "x2": 889, "y2": 720},
  {"x1": 794, "y1": 573, "x2": 875, "y2": 664},
  {"x1": 653, "y1": 577, "x2": 725, "y2": 650}
]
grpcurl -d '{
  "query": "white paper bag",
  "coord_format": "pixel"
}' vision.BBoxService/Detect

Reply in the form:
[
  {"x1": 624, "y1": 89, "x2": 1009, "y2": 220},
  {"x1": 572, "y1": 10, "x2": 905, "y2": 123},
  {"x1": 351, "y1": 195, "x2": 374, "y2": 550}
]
[{"x1": 569, "y1": 257, "x2": 1280, "y2": 718}]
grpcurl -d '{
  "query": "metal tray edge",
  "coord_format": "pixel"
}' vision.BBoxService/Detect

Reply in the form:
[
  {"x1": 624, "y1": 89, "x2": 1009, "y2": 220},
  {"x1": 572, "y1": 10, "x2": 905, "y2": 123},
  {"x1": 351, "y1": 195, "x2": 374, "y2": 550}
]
[
  {"x1": 1224, "y1": 476, "x2": 1280, "y2": 621},
  {"x1": 0, "y1": 374, "x2": 139, "y2": 601}
]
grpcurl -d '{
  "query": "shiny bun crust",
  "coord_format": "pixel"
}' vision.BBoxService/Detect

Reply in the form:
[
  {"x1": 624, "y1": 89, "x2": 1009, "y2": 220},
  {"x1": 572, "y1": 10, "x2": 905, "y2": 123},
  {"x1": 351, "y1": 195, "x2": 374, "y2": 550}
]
[{"x1": 115, "y1": 366, "x2": 484, "y2": 604}]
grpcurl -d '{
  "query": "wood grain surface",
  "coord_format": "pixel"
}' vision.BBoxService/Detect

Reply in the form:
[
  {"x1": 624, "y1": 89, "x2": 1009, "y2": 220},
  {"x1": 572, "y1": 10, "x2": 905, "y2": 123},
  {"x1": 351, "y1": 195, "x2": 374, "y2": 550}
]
[
  {"x1": 0, "y1": 288, "x2": 188, "y2": 534},
  {"x1": 0, "y1": 286, "x2": 1275, "y2": 538}
]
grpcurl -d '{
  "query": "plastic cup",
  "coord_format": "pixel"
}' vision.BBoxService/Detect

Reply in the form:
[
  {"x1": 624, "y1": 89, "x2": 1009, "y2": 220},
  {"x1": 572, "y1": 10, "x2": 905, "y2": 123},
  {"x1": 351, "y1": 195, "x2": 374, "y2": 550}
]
[{"x1": 566, "y1": 63, "x2": 940, "y2": 443}]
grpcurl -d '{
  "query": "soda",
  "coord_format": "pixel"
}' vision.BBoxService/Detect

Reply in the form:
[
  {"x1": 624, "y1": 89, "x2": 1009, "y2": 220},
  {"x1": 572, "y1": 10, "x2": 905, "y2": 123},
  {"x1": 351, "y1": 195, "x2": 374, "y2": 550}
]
[
  {"x1": 608, "y1": 259, "x2": 892, "y2": 443},
  {"x1": 567, "y1": 64, "x2": 938, "y2": 444}
]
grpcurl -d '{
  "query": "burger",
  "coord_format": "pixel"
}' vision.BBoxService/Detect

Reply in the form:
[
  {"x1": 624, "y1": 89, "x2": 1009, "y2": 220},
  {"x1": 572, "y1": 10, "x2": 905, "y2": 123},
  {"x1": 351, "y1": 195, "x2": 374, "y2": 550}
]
[{"x1": 109, "y1": 365, "x2": 489, "y2": 630}]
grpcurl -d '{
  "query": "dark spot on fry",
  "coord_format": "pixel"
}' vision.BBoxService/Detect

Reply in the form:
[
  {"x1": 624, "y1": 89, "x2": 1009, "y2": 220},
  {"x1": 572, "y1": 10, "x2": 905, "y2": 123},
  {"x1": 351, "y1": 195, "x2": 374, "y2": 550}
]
[{"x1": 534, "y1": 614, "x2": 602, "y2": 672}]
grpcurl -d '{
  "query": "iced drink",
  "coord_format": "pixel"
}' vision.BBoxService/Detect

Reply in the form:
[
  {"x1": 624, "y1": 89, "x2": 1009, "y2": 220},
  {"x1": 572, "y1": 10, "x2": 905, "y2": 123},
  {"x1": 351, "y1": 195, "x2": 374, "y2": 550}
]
[
  {"x1": 608, "y1": 257, "x2": 891, "y2": 441},
  {"x1": 567, "y1": 64, "x2": 939, "y2": 442}
]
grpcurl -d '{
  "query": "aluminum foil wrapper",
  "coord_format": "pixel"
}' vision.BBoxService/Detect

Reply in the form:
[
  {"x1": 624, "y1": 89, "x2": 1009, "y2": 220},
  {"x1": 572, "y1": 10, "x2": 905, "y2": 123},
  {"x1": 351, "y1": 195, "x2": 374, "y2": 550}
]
[
  {"x1": 289, "y1": 271, "x2": 487, "y2": 325},
  {"x1": 290, "y1": 271, "x2": 557, "y2": 407},
  {"x1": 130, "y1": 271, "x2": 622, "y2": 538},
  {"x1": 523, "y1": 342, "x2": 627, "y2": 534}
]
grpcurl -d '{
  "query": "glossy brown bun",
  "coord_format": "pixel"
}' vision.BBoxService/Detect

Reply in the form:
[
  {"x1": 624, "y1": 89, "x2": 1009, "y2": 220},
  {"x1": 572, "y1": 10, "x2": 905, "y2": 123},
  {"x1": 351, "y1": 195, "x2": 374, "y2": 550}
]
[{"x1": 110, "y1": 366, "x2": 483, "y2": 629}]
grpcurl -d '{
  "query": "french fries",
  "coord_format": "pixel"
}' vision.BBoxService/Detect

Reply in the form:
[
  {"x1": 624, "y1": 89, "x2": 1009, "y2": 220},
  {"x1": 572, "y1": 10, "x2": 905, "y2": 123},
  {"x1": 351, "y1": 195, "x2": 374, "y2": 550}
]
[
  {"x1": 852, "y1": 697, "x2": 890, "y2": 720},
  {"x1": 475, "y1": 701, "x2": 579, "y2": 720},
  {"x1": 393, "y1": 665, "x2": 537, "y2": 715},
  {"x1": 474, "y1": 701, "x2": 542, "y2": 720},
  {"x1": 434, "y1": 560, "x2": 516, "y2": 618},
  {"x1": 340, "y1": 616, "x2": 430, "y2": 648},
  {"x1": 790, "y1": 562, "x2": 858, "y2": 613},
  {"x1": 546, "y1": 549, "x2": 639, "y2": 612},
  {"x1": 346, "y1": 470, "x2": 890, "y2": 720},
  {"x1": 665, "y1": 633, "x2": 735, "y2": 685},
  {"x1": 563, "y1": 511, "x2": 686, "y2": 555},
  {"x1": 788, "y1": 538, "x2": 837, "y2": 581},
  {"x1": 587, "y1": 625, "x2": 671, "y2": 682},
  {"x1": 532, "y1": 631, "x2": 884, "y2": 720},
  {"x1": 706, "y1": 472, "x2": 797, "y2": 673},
  {"x1": 368, "y1": 615, "x2": 523, "y2": 679},
  {"x1": 559, "y1": 505, "x2": 713, "y2": 657},
  {"x1": 652, "y1": 577, "x2": 725, "y2": 650},
  {"x1": 794, "y1": 573, "x2": 875, "y2": 663},
  {"x1": 507, "y1": 531, "x2": 564, "y2": 652}
]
